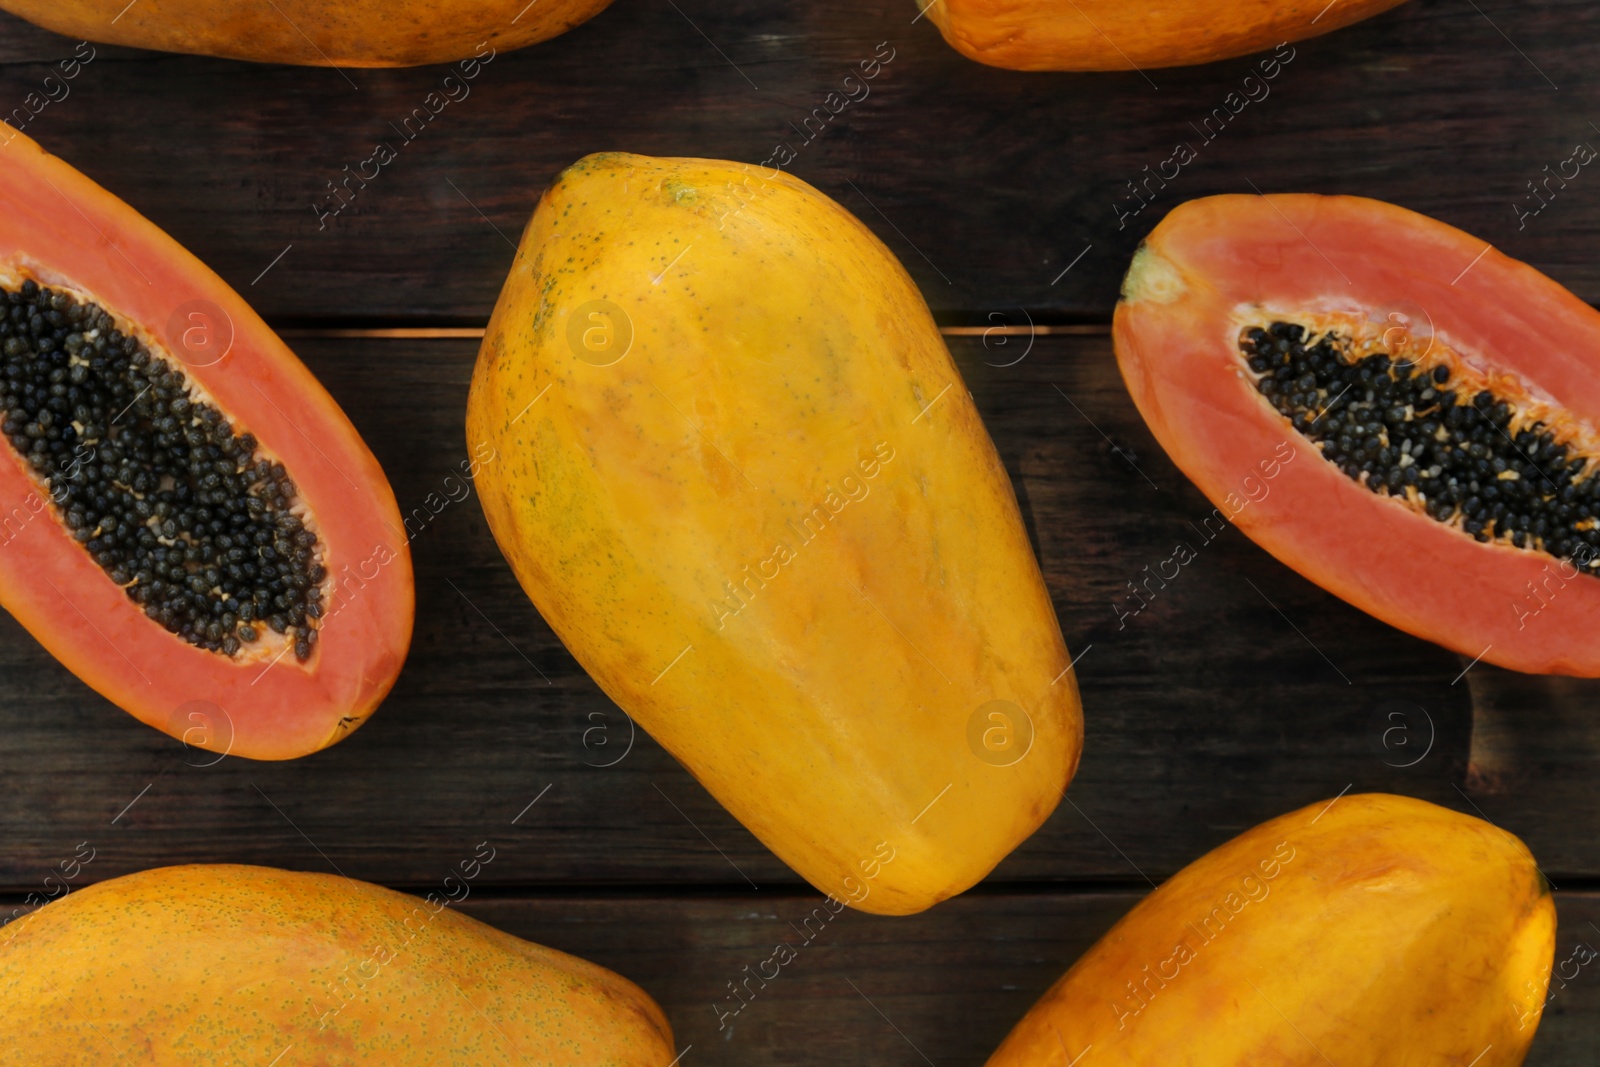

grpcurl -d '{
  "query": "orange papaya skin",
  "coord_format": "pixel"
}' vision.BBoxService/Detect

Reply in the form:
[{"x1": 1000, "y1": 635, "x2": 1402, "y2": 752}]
[
  {"x1": 466, "y1": 153, "x2": 1083, "y2": 916},
  {"x1": 985, "y1": 794, "x2": 1556, "y2": 1066},
  {"x1": 0, "y1": 0, "x2": 612, "y2": 66},
  {"x1": 923, "y1": 0, "x2": 1410, "y2": 71},
  {"x1": 0, "y1": 864, "x2": 675, "y2": 1065}
]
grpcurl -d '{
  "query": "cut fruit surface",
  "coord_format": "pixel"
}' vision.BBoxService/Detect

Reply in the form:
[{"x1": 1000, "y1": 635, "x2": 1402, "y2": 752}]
[
  {"x1": 1115, "y1": 194, "x2": 1600, "y2": 676},
  {"x1": 0, "y1": 129, "x2": 412, "y2": 758}
]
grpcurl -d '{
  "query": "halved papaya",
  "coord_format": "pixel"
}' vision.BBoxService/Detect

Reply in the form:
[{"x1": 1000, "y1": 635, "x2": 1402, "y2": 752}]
[
  {"x1": 1115, "y1": 194, "x2": 1600, "y2": 676},
  {"x1": 922, "y1": 0, "x2": 1410, "y2": 72},
  {"x1": 0, "y1": 128, "x2": 412, "y2": 758}
]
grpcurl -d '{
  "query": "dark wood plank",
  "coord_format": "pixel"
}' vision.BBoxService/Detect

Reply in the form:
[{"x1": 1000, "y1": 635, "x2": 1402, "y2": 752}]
[
  {"x1": 454, "y1": 889, "x2": 1111, "y2": 1067},
  {"x1": 1534, "y1": 894, "x2": 1600, "y2": 1066},
  {"x1": 0, "y1": 0, "x2": 1593, "y2": 321},
  {"x1": 8, "y1": 333, "x2": 1589, "y2": 891},
  {"x1": 9, "y1": 888, "x2": 1594, "y2": 1064},
  {"x1": 1460, "y1": 668, "x2": 1600, "y2": 878},
  {"x1": 0, "y1": 5, "x2": 1590, "y2": 1058},
  {"x1": 466, "y1": 890, "x2": 1600, "y2": 1067}
]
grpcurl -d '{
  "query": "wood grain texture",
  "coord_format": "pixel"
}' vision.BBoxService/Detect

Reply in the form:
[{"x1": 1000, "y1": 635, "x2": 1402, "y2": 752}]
[
  {"x1": 2, "y1": 4, "x2": 1597, "y2": 1057},
  {"x1": 0, "y1": 0, "x2": 1592, "y2": 322},
  {"x1": 2, "y1": 334, "x2": 1575, "y2": 893},
  {"x1": 457, "y1": 889, "x2": 1600, "y2": 1067}
]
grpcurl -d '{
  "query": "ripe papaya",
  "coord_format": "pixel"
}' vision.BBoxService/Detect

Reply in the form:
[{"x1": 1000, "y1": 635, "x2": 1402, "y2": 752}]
[
  {"x1": 0, "y1": 864, "x2": 674, "y2": 1064},
  {"x1": 0, "y1": 128, "x2": 412, "y2": 758},
  {"x1": 0, "y1": 0, "x2": 611, "y2": 67},
  {"x1": 466, "y1": 152, "x2": 1083, "y2": 916},
  {"x1": 922, "y1": 0, "x2": 1409, "y2": 71},
  {"x1": 986, "y1": 793, "x2": 1555, "y2": 1065},
  {"x1": 1115, "y1": 194, "x2": 1600, "y2": 676}
]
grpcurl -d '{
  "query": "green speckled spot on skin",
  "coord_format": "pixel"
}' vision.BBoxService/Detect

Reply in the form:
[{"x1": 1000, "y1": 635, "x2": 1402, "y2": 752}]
[
  {"x1": 530, "y1": 272, "x2": 562, "y2": 335},
  {"x1": 663, "y1": 178, "x2": 699, "y2": 205}
]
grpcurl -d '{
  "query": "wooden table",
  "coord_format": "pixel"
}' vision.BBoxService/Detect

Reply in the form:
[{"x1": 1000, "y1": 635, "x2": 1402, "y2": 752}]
[{"x1": 2, "y1": 0, "x2": 1598, "y2": 1062}]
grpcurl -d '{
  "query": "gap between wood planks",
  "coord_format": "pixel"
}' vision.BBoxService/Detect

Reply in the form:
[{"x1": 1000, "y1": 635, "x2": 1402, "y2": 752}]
[
  {"x1": 276, "y1": 324, "x2": 1114, "y2": 340},
  {"x1": 0, "y1": 879, "x2": 1161, "y2": 907},
  {"x1": 7, "y1": 877, "x2": 1600, "y2": 905}
]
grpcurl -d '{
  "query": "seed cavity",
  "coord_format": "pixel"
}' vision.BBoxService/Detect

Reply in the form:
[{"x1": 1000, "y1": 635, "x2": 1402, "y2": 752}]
[
  {"x1": 0, "y1": 278, "x2": 324, "y2": 660},
  {"x1": 1242, "y1": 320, "x2": 1600, "y2": 568}
]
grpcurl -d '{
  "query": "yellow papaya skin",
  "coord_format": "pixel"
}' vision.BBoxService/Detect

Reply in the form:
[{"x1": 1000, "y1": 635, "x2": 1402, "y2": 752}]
[
  {"x1": 466, "y1": 153, "x2": 1083, "y2": 916},
  {"x1": 0, "y1": 865, "x2": 674, "y2": 1065},
  {"x1": 0, "y1": 0, "x2": 611, "y2": 67},
  {"x1": 986, "y1": 793, "x2": 1556, "y2": 1066}
]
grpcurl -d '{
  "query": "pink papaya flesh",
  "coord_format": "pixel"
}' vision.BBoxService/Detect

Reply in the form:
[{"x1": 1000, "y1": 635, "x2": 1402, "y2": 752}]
[
  {"x1": 1116, "y1": 193, "x2": 1600, "y2": 676},
  {"x1": 0, "y1": 129, "x2": 413, "y2": 758}
]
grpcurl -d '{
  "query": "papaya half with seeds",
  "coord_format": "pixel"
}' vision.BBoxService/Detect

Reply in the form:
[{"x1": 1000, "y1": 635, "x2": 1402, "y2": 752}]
[
  {"x1": 0, "y1": 128, "x2": 412, "y2": 758},
  {"x1": 922, "y1": 0, "x2": 1409, "y2": 71},
  {"x1": 1115, "y1": 193, "x2": 1600, "y2": 676},
  {"x1": 0, "y1": 0, "x2": 611, "y2": 67},
  {"x1": 467, "y1": 152, "x2": 1083, "y2": 916},
  {"x1": 986, "y1": 793, "x2": 1555, "y2": 1066},
  {"x1": 0, "y1": 864, "x2": 675, "y2": 1065}
]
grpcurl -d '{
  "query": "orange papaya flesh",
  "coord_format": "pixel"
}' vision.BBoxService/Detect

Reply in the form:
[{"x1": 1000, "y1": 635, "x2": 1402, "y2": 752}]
[
  {"x1": 0, "y1": 129, "x2": 412, "y2": 759},
  {"x1": 922, "y1": 0, "x2": 1410, "y2": 72},
  {"x1": 1115, "y1": 193, "x2": 1600, "y2": 676},
  {"x1": 0, "y1": 864, "x2": 676, "y2": 1065},
  {"x1": 0, "y1": 0, "x2": 613, "y2": 67},
  {"x1": 985, "y1": 793, "x2": 1556, "y2": 1066}
]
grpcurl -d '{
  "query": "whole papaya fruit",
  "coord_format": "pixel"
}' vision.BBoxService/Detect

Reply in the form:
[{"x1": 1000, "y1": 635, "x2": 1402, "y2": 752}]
[
  {"x1": 0, "y1": 0, "x2": 611, "y2": 66},
  {"x1": 986, "y1": 793, "x2": 1555, "y2": 1065},
  {"x1": 466, "y1": 152, "x2": 1083, "y2": 916},
  {"x1": 923, "y1": 0, "x2": 1409, "y2": 71},
  {"x1": 0, "y1": 864, "x2": 674, "y2": 1065}
]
